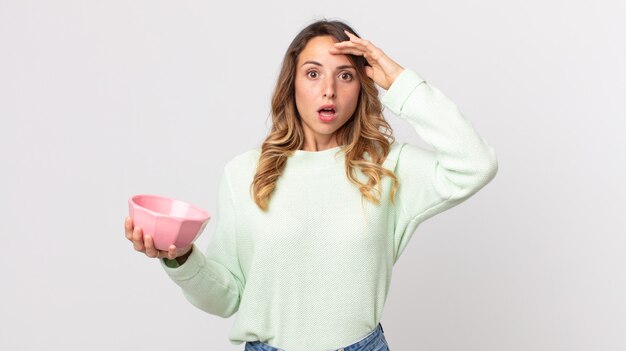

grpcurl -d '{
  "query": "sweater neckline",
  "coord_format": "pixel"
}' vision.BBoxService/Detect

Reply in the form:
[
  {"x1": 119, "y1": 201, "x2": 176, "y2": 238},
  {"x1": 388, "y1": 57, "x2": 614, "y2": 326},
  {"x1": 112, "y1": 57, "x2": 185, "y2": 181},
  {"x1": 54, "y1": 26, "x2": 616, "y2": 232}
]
[
  {"x1": 287, "y1": 145, "x2": 346, "y2": 168},
  {"x1": 293, "y1": 145, "x2": 343, "y2": 156}
]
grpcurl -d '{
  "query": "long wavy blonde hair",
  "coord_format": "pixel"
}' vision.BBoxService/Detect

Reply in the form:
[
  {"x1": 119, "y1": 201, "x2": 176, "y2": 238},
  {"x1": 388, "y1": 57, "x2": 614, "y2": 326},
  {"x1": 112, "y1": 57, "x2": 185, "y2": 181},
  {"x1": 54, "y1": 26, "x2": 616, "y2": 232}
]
[{"x1": 251, "y1": 19, "x2": 399, "y2": 211}]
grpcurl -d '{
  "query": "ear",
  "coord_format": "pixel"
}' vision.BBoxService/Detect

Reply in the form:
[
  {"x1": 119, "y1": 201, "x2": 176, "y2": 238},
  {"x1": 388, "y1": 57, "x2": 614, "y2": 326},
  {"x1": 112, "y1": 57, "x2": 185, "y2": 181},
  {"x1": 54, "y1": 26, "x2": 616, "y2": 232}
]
[{"x1": 365, "y1": 66, "x2": 374, "y2": 79}]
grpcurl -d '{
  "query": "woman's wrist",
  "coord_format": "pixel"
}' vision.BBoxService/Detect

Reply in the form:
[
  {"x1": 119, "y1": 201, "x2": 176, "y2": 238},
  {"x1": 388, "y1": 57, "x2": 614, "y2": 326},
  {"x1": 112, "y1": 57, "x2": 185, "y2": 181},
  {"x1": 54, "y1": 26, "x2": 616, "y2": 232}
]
[
  {"x1": 174, "y1": 246, "x2": 193, "y2": 265},
  {"x1": 162, "y1": 246, "x2": 193, "y2": 268}
]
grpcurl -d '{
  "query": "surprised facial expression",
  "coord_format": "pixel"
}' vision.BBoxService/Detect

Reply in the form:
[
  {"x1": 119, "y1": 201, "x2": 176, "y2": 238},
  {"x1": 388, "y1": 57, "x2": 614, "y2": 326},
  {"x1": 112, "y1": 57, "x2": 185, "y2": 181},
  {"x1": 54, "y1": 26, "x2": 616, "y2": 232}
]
[{"x1": 294, "y1": 35, "x2": 361, "y2": 149}]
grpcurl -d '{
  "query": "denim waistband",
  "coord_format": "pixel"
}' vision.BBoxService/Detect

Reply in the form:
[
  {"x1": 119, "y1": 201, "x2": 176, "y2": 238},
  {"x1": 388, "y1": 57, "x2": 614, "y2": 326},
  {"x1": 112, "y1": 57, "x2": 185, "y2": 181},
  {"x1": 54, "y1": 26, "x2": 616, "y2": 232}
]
[{"x1": 244, "y1": 323, "x2": 385, "y2": 351}]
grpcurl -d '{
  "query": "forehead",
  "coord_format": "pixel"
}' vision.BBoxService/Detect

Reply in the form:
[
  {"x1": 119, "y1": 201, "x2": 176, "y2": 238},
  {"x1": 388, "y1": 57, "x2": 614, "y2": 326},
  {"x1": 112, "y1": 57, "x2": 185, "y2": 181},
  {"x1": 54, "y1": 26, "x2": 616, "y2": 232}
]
[{"x1": 297, "y1": 35, "x2": 353, "y2": 66}]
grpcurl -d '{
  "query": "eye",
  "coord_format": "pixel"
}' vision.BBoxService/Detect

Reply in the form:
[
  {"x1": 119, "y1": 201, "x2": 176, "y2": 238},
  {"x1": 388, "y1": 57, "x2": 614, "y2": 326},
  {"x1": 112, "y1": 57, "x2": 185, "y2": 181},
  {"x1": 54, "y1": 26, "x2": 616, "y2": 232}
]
[
  {"x1": 339, "y1": 72, "x2": 354, "y2": 81},
  {"x1": 306, "y1": 70, "x2": 319, "y2": 79}
]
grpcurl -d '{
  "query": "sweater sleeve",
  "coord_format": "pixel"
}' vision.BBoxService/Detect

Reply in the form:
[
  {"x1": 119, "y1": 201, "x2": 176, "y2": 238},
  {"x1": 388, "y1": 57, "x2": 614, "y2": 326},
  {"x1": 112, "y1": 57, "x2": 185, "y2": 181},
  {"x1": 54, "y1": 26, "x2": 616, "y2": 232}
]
[
  {"x1": 381, "y1": 68, "x2": 499, "y2": 263},
  {"x1": 159, "y1": 167, "x2": 244, "y2": 318}
]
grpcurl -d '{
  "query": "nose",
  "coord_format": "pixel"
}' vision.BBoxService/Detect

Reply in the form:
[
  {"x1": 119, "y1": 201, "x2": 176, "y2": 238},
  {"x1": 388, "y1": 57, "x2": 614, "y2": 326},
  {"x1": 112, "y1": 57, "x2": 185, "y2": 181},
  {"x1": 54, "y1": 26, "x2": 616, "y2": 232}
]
[{"x1": 322, "y1": 75, "x2": 336, "y2": 98}]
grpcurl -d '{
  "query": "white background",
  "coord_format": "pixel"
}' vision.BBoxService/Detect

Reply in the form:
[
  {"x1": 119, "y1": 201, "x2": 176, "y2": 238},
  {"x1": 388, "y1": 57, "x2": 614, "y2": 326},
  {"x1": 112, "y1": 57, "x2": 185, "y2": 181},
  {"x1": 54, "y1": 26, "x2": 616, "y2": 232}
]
[{"x1": 1, "y1": 1, "x2": 624, "y2": 350}]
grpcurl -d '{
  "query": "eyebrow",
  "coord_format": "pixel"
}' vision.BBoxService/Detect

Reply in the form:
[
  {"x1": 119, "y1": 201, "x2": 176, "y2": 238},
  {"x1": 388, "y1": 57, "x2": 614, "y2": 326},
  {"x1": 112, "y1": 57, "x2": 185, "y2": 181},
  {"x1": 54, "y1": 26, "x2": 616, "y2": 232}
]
[{"x1": 301, "y1": 61, "x2": 355, "y2": 70}]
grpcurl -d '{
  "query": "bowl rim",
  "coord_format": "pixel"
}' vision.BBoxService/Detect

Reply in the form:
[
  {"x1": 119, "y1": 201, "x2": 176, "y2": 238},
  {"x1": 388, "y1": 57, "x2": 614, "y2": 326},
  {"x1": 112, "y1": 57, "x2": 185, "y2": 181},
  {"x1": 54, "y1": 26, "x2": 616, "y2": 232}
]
[{"x1": 129, "y1": 194, "x2": 210, "y2": 222}]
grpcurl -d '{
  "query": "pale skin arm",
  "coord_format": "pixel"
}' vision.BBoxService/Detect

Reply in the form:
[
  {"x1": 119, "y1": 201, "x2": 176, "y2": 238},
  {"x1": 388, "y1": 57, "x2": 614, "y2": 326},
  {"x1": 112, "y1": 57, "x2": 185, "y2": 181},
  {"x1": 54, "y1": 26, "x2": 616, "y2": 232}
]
[
  {"x1": 124, "y1": 216, "x2": 193, "y2": 265},
  {"x1": 329, "y1": 30, "x2": 405, "y2": 90}
]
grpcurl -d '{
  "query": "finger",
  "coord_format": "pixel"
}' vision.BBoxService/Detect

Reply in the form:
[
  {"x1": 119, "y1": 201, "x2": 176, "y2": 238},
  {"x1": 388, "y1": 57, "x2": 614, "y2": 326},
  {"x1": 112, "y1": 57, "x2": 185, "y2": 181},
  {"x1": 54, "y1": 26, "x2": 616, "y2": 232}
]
[
  {"x1": 343, "y1": 30, "x2": 359, "y2": 40},
  {"x1": 329, "y1": 45, "x2": 366, "y2": 56},
  {"x1": 333, "y1": 40, "x2": 370, "y2": 52},
  {"x1": 332, "y1": 42, "x2": 378, "y2": 61},
  {"x1": 344, "y1": 30, "x2": 371, "y2": 46},
  {"x1": 168, "y1": 245, "x2": 177, "y2": 260},
  {"x1": 338, "y1": 34, "x2": 385, "y2": 59},
  {"x1": 144, "y1": 235, "x2": 158, "y2": 258},
  {"x1": 132, "y1": 226, "x2": 145, "y2": 251},
  {"x1": 330, "y1": 46, "x2": 371, "y2": 59},
  {"x1": 125, "y1": 217, "x2": 133, "y2": 240}
]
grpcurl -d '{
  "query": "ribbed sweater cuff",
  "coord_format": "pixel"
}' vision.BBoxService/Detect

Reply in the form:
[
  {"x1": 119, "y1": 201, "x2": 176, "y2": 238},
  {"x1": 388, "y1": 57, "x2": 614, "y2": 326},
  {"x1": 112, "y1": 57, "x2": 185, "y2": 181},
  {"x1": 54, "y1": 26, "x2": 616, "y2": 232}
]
[
  {"x1": 159, "y1": 244, "x2": 204, "y2": 281},
  {"x1": 381, "y1": 68, "x2": 427, "y2": 115}
]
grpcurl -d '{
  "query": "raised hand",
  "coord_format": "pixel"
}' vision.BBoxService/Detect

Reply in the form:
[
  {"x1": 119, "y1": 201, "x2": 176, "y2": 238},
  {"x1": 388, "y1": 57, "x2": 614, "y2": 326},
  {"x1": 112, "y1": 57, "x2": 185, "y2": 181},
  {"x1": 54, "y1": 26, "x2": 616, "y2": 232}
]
[{"x1": 329, "y1": 30, "x2": 405, "y2": 90}]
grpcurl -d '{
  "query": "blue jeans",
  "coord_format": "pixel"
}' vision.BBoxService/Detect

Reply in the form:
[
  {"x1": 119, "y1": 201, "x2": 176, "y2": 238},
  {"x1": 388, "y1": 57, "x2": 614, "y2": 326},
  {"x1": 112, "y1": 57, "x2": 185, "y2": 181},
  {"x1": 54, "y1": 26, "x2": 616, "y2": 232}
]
[{"x1": 244, "y1": 323, "x2": 390, "y2": 351}]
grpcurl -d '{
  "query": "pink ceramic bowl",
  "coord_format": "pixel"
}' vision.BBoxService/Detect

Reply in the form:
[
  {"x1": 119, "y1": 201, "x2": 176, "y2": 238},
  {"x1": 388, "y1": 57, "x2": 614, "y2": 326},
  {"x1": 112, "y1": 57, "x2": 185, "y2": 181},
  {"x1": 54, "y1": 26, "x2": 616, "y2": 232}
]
[{"x1": 128, "y1": 194, "x2": 210, "y2": 251}]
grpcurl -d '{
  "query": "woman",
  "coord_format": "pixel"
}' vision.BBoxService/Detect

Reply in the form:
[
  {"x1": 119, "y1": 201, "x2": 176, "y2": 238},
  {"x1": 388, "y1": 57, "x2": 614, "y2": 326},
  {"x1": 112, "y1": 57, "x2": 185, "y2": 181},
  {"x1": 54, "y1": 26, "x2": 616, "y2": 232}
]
[{"x1": 125, "y1": 19, "x2": 498, "y2": 351}]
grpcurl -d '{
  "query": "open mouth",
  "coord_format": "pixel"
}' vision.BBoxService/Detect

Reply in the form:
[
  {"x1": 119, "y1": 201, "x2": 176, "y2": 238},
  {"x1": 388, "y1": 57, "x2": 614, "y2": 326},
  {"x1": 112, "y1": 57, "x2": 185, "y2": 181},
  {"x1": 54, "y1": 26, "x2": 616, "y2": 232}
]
[{"x1": 318, "y1": 107, "x2": 336, "y2": 122}]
